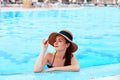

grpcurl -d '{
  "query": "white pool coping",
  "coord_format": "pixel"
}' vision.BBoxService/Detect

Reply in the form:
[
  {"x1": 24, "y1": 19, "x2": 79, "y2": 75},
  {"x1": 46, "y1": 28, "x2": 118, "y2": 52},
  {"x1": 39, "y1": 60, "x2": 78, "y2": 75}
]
[
  {"x1": 91, "y1": 75, "x2": 120, "y2": 80},
  {"x1": 0, "y1": 6, "x2": 83, "y2": 12},
  {"x1": 0, "y1": 63, "x2": 120, "y2": 80}
]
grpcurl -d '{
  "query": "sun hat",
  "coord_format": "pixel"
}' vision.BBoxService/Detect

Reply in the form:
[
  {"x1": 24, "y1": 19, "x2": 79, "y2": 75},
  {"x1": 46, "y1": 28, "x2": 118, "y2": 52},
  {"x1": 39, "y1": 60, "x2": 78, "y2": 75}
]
[{"x1": 48, "y1": 30, "x2": 78, "y2": 52}]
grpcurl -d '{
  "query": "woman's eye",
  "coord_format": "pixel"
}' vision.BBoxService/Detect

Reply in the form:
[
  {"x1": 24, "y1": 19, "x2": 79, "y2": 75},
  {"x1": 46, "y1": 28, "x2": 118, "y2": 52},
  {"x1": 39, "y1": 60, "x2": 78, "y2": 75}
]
[{"x1": 59, "y1": 40, "x2": 63, "y2": 42}]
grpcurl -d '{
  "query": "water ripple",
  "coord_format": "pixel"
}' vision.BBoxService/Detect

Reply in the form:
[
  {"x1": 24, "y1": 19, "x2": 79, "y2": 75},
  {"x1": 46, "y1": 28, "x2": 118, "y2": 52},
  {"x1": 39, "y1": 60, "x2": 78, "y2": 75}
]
[{"x1": 0, "y1": 50, "x2": 38, "y2": 64}]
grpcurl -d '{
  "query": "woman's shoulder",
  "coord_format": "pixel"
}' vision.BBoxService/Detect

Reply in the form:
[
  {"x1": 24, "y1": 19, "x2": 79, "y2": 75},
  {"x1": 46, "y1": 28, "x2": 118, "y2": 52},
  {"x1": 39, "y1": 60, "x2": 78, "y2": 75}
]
[
  {"x1": 46, "y1": 52, "x2": 54, "y2": 57},
  {"x1": 45, "y1": 52, "x2": 55, "y2": 60}
]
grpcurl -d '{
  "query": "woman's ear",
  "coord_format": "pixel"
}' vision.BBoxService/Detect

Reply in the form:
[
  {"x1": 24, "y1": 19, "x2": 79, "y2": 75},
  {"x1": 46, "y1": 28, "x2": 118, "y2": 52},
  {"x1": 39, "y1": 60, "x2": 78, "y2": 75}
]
[{"x1": 66, "y1": 43, "x2": 70, "y2": 48}]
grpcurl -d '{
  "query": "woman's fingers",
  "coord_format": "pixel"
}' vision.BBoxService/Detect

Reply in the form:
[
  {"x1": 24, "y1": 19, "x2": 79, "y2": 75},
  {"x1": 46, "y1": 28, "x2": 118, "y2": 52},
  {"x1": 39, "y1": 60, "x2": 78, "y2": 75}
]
[
  {"x1": 43, "y1": 39, "x2": 48, "y2": 45},
  {"x1": 42, "y1": 39, "x2": 49, "y2": 50}
]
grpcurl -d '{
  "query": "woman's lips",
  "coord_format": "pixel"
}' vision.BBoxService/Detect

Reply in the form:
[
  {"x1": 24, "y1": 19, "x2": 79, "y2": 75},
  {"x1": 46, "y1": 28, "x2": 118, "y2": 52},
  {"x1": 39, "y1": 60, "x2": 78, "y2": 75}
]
[{"x1": 54, "y1": 46, "x2": 58, "y2": 48}]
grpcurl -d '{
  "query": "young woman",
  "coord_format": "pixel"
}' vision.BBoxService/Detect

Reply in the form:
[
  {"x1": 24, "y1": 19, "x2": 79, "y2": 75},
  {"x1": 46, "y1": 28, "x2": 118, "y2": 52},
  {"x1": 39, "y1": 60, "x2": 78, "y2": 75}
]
[{"x1": 34, "y1": 30, "x2": 80, "y2": 72}]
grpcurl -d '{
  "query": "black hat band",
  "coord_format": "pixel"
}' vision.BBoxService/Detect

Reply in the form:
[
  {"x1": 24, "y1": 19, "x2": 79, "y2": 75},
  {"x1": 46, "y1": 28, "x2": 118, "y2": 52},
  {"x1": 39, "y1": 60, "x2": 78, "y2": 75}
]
[{"x1": 59, "y1": 31, "x2": 73, "y2": 41}]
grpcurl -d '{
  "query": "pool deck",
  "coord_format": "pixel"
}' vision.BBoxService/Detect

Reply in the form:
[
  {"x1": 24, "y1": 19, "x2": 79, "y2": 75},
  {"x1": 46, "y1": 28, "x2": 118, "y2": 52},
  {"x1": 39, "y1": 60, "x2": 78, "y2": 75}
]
[{"x1": 0, "y1": 63, "x2": 120, "y2": 80}]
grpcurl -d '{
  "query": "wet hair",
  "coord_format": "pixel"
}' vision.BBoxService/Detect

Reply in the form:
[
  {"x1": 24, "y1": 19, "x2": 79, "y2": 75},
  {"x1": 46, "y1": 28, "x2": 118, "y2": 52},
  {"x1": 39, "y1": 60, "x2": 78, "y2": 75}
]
[{"x1": 63, "y1": 38, "x2": 73, "y2": 66}]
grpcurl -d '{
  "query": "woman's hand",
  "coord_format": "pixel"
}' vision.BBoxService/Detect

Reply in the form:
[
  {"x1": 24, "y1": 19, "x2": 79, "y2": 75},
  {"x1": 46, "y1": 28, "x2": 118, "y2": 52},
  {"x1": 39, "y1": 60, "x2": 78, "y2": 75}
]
[{"x1": 42, "y1": 39, "x2": 49, "y2": 51}]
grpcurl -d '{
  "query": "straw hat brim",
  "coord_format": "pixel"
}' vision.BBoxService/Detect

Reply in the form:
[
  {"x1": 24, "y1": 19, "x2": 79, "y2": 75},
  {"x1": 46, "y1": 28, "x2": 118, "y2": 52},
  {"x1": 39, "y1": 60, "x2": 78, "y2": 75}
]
[{"x1": 48, "y1": 32, "x2": 78, "y2": 52}]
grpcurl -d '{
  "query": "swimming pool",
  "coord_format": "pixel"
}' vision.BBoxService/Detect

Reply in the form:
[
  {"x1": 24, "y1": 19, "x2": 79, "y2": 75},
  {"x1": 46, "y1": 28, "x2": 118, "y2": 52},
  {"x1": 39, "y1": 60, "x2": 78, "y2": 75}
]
[{"x1": 0, "y1": 7, "x2": 120, "y2": 74}]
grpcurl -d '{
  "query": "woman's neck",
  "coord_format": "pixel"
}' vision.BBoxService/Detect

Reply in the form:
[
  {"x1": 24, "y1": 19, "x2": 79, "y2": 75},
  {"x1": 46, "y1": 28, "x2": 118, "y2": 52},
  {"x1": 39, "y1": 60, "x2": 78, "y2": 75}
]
[{"x1": 56, "y1": 50, "x2": 66, "y2": 59}]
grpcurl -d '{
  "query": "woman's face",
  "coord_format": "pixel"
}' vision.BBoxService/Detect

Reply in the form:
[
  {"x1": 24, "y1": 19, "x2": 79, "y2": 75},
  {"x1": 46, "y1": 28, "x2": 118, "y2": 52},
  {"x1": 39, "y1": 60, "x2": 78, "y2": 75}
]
[{"x1": 53, "y1": 35, "x2": 70, "y2": 51}]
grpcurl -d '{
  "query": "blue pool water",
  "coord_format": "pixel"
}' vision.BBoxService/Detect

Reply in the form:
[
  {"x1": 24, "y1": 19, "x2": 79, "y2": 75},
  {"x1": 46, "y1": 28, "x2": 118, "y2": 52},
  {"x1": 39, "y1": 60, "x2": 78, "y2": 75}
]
[{"x1": 0, "y1": 7, "x2": 120, "y2": 73}]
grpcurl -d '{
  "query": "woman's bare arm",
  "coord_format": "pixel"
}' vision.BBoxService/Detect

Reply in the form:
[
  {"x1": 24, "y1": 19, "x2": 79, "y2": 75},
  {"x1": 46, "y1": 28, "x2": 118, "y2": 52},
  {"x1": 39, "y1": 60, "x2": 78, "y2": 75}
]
[{"x1": 34, "y1": 40, "x2": 49, "y2": 72}]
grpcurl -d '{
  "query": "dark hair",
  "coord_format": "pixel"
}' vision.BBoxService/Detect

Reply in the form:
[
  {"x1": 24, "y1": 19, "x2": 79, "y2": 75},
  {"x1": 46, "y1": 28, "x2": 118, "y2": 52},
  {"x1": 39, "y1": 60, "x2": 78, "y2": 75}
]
[{"x1": 63, "y1": 39, "x2": 73, "y2": 66}]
